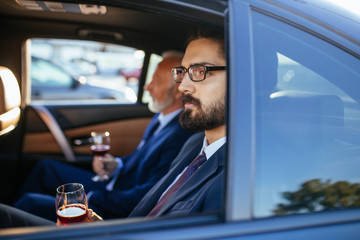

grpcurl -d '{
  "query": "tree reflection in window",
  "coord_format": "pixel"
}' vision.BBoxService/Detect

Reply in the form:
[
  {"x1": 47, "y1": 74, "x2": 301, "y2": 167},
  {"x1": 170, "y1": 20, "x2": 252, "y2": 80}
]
[{"x1": 273, "y1": 179, "x2": 360, "y2": 215}]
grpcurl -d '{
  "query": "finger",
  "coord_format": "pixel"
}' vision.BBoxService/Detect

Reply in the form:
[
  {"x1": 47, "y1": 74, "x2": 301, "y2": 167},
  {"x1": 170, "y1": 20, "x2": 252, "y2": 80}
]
[
  {"x1": 84, "y1": 209, "x2": 93, "y2": 222},
  {"x1": 91, "y1": 211, "x2": 103, "y2": 221},
  {"x1": 85, "y1": 209, "x2": 103, "y2": 222},
  {"x1": 56, "y1": 219, "x2": 63, "y2": 226},
  {"x1": 93, "y1": 156, "x2": 104, "y2": 174}
]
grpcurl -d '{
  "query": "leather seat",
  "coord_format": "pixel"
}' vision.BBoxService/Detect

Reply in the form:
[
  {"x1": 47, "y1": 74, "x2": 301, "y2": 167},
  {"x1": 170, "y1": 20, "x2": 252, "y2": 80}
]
[{"x1": 0, "y1": 67, "x2": 21, "y2": 135}]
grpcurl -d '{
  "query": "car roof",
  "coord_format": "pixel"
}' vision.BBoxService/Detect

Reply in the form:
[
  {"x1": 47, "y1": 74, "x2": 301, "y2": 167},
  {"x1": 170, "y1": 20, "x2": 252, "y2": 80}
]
[
  {"x1": 0, "y1": 0, "x2": 226, "y2": 54},
  {"x1": 1, "y1": 0, "x2": 358, "y2": 53},
  {"x1": 266, "y1": 0, "x2": 360, "y2": 44}
]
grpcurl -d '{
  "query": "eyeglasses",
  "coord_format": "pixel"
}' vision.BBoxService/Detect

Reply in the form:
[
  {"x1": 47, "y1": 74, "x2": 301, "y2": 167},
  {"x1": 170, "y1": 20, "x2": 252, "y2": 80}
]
[{"x1": 171, "y1": 64, "x2": 226, "y2": 83}]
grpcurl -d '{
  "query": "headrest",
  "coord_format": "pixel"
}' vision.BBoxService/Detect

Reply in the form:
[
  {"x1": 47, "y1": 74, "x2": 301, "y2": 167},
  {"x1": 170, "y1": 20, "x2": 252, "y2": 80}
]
[
  {"x1": 0, "y1": 67, "x2": 21, "y2": 135},
  {"x1": 260, "y1": 92, "x2": 344, "y2": 145},
  {"x1": 256, "y1": 51, "x2": 279, "y2": 97},
  {"x1": 268, "y1": 92, "x2": 344, "y2": 127}
]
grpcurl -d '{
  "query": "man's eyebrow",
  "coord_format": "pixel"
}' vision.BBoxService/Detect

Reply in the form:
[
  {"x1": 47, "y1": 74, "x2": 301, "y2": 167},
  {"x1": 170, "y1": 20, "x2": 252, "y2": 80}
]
[{"x1": 188, "y1": 62, "x2": 215, "y2": 66}]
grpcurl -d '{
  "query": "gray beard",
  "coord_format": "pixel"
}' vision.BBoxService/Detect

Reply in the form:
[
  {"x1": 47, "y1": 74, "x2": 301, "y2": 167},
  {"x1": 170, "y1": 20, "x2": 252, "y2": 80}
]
[{"x1": 148, "y1": 97, "x2": 174, "y2": 113}]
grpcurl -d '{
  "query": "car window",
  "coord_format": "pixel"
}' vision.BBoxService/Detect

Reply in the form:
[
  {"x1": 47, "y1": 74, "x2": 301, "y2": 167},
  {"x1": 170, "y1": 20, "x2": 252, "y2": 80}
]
[
  {"x1": 30, "y1": 38, "x2": 145, "y2": 103},
  {"x1": 142, "y1": 53, "x2": 163, "y2": 103},
  {"x1": 252, "y1": 11, "x2": 360, "y2": 218}
]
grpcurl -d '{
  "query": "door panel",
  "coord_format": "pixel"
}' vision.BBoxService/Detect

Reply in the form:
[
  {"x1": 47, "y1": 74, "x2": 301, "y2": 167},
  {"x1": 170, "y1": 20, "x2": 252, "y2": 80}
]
[
  {"x1": 68, "y1": 118, "x2": 151, "y2": 156},
  {"x1": 22, "y1": 103, "x2": 153, "y2": 163},
  {"x1": 23, "y1": 117, "x2": 151, "y2": 157}
]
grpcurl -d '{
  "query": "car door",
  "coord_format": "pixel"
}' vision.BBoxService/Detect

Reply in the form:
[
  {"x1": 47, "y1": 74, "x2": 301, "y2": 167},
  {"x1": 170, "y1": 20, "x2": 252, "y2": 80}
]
[
  {"x1": 226, "y1": 0, "x2": 360, "y2": 238},
  {"x1": 3, "y1": 38, "x2": 158, "y2": 205}
]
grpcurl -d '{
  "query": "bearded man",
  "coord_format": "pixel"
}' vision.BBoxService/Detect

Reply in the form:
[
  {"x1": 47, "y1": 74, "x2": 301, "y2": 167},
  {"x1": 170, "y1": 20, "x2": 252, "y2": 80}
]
[{"x1": 128, "y1": 31, "x2": 227, "y2": 217}]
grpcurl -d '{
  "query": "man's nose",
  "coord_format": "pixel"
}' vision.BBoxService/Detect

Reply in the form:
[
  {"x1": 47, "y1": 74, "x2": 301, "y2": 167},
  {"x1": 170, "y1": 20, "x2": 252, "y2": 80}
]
[
  {"x1": 178, "y1": 74, "x2": 194, "y2": 94},
  {"x1": 144, "y1": 81, "x2": 152, "y2": 91}
]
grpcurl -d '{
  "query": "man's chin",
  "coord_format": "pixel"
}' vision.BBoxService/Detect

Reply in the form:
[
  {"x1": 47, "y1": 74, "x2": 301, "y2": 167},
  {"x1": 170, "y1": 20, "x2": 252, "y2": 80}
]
[
  {"x1": 148, "y1": 102, "x2": 160, "y2": 113},
  {"x1": 181, "y1": 108, "x2": 194, "y2": 116}
]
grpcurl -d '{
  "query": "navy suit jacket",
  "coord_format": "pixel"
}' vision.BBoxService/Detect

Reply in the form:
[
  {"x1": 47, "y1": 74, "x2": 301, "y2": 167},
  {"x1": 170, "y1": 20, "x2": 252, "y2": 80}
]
[
  {"x1": 89, "y1": 113, "x2": 194, "y2": 218},
  {"x1": 129, "y1": 132, "x2": 225, "y2": 217}
]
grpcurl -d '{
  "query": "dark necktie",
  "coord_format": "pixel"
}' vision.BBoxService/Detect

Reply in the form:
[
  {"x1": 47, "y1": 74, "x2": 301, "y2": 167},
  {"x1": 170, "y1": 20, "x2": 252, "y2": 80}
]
[
  {"x1": 143, "y1": 119, "x2": 160, "y2": 142},
  {"x1": 135, "y1": 119, "x2": 160, "y2": 151},
  {"x1": 147, "y1": 151, "x2": 207, "y2": 216}
]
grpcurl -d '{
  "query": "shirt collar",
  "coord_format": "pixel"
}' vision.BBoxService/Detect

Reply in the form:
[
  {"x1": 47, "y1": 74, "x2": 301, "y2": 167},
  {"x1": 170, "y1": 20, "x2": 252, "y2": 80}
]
[
  {"x1": 200, "y1": 136, "x2": 227, "y2": 159},
  {"x1": 155, "y1": 108, "x2": 183, "y2": 133}
]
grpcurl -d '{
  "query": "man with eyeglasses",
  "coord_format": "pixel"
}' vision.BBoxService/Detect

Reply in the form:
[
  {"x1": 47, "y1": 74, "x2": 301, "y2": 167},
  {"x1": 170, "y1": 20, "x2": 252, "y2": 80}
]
[
  {"x1": 129, "y1": 29, "x2": 227, "y2": 217},
  {"x1": 0, "y1": 29, "x2": 227, "y2": 226}
]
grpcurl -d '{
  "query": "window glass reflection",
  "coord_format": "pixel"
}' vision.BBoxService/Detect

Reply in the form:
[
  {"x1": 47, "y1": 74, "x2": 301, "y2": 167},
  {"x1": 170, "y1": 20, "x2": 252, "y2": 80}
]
[{"x1": 253, "y1": 12, "x2": 360, "y2": 218}]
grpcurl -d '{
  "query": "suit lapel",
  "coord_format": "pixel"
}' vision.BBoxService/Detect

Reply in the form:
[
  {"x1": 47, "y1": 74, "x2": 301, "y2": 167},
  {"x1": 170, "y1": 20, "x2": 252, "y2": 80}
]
[
  {"x1": 129, "y1": 134, "x2": 204, "y2": 216},
  {"x1": 150, "y1": 140, "x2": 203, "y2": 203},
  {"x1": 157, "y1": 144, "x2": 226, "y2": 216},
  {"x1": 123, "y1": 113, "x2": 180, "y2": 174},
  {"x1": 141, "y1": 114, "x2": 160, "y2": 141}
]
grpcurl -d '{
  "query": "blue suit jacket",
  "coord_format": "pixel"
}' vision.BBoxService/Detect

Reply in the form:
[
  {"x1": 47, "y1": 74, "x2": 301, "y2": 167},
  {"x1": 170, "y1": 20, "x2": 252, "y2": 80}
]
[
  {"x1": 129, "y1": 132, "x2": 225, "y2": 217},
  {"x1": 89, "y1": 113, "x2": 194, "y2": 218}
]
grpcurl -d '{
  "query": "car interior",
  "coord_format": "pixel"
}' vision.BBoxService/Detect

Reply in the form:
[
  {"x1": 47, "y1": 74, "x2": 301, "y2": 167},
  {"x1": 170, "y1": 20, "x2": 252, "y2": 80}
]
[
  {"x1": 2, "y1": 0, "x2": 360, "y2": 239},
  {"x1": 0, "y1": 0, "x2": 226, "y2": 213}
]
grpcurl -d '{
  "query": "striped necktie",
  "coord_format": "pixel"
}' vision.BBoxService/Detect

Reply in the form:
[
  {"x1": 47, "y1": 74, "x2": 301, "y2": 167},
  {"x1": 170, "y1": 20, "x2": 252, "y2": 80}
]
[{"x1": 147, "y1": 151, "x2": 207, "y2": 216}]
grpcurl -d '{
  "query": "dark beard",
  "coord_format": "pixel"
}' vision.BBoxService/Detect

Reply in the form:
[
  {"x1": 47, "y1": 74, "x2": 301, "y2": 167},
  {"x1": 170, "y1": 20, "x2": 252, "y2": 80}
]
[{"x1": 179, "y1": 94, "x2": 225, "y2": 132}]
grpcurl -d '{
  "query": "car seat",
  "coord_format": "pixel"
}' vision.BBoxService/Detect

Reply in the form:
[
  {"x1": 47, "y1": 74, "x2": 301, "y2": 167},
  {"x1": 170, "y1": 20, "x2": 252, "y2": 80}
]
[{"x1": 0, "y1": 66, "x2": 21, "y2": 136}]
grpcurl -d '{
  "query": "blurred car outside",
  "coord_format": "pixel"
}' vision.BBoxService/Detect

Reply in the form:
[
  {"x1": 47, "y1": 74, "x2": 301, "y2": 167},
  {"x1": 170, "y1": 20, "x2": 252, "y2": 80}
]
[
  {"x1": 118, "y1": 67, "x2": 141, "y2": 83},
  {"x1": 57, "y1": 58, "x2": 98, "y2": 76},
  {"x1": 31, "y1": 56, "x2": 137, "y2": 103}
]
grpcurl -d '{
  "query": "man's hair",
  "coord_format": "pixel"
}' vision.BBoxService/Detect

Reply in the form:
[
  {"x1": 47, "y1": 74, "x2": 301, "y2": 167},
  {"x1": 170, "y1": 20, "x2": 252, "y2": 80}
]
[
  {"x1": 162, "y1": 50, "x2": 184, "y2": 59},
  {"x1": 186, "y1": 28, "x2": 225, "y2": 58},
  {"x1": 161, "y1": 50, "x2": 184, "y2": 88}
]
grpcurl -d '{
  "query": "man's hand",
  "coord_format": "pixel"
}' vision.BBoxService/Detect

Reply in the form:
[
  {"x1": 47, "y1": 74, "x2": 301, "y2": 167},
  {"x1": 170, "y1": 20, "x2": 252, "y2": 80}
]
[
  {"x1": 85, "y1": 209, "x2": 103, "y2": 222},
  {"x1": 92, "y1": 153, "x2": 118, "y2": 175}
]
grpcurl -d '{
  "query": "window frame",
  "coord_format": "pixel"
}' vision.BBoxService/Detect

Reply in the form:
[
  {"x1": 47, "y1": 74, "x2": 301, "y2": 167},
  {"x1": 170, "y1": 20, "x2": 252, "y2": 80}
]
[{"x1": 25, "y1": 38, "x2": 156, "y2": 105}]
